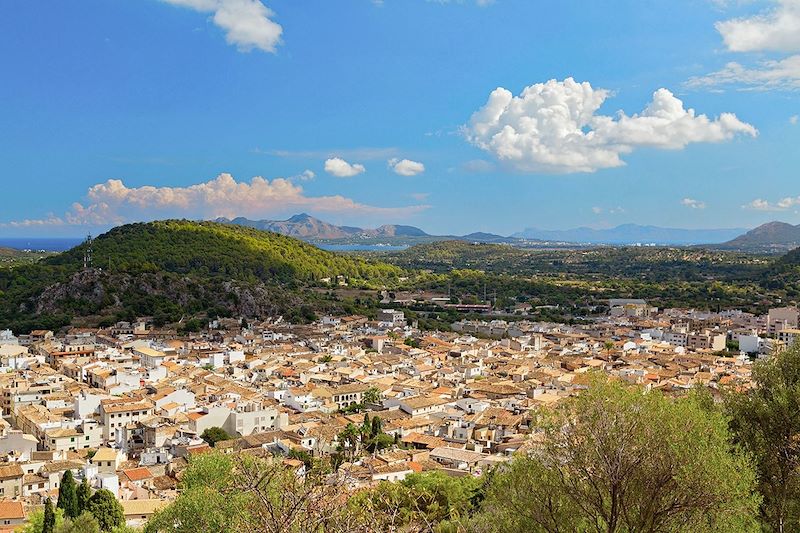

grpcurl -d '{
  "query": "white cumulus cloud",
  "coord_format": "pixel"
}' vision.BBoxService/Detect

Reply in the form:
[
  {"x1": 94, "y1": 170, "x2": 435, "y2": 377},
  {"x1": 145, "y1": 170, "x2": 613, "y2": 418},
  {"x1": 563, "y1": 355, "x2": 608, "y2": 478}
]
[
  {"x1": 324, "y1": 158, "x2": 366, "y2": 178},
  {"x1": 742, "y1": 196, "x2": 800, "y2": 211},
  {"x1": 689, "y1": 1, "x2": 800, "y2": 90},
  {"x1": 388, "y1": 158, "x2": 425, "y2": 176},
  {"x1": 0, "y1": 174, "x2": 428, "y2": 228},
  {"x1": 162, "y1": 0, "x2": 283, "y2": 53},
  {"x1": 716, "y1": 0, "x2": 800, "y2": 53},
  {"x1": 463, "y1": 78, "x2": 757, "y2": 174},
  {"x1": 681, "y1": 198, "x2": 707, "y2": 209}
]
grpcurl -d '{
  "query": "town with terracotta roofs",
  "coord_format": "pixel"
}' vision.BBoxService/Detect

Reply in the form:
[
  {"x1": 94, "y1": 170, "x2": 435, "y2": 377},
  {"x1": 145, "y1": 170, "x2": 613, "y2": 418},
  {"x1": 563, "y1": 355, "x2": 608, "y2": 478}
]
[{"x1": 0, "y1": 300, "x2": 796, "y2": 529}]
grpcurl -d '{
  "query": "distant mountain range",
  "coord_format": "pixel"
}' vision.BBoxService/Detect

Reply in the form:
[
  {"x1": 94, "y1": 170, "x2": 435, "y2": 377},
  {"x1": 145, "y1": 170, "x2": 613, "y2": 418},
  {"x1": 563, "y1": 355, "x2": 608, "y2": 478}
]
[
  {"x1": 713, "y1": 221, "x2": 800, "y2": 252},
  {"x1": 214, "y1": 215, "x2": 800, "y2": 251},
  {"x1": 215, "y1": 214, "x2": 430, "y2": 241},
  {"x1": 513, "y1": 224, "x2": 748, "y2": 245}
]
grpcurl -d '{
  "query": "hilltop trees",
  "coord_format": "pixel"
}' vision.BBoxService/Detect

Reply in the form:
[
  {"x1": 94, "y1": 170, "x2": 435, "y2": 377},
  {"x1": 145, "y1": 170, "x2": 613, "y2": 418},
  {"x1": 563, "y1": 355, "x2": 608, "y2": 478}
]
[
  {"x1": 472, "y1": 377, "x2": 759, "y2": 533},
  {"x1": 726, "y1": 342, "x2": 800, "y2": 532}
]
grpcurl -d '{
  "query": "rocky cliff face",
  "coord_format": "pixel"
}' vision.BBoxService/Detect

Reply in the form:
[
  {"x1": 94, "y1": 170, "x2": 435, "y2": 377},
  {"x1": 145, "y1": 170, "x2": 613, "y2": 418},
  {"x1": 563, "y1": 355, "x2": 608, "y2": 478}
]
[{"x1": 33, "y1": 268, "x2": 305, "y2": 319}]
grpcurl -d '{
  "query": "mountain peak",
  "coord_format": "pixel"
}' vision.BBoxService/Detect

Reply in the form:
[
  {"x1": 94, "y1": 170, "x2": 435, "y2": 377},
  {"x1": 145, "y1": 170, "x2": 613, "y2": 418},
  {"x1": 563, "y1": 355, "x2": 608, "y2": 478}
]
[
  {"x1": 287, "y1": 213, "x2": 315, "y2": 222},
  {"x1": 717, "y1": 221, "x2": 800, "y2": 252}
]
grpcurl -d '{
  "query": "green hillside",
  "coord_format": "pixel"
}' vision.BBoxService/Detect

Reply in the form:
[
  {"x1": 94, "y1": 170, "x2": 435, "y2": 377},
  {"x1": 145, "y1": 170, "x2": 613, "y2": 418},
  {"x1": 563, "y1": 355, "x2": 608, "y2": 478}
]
[
  {"x1": 763, "y1": 246, "x2": 800, "y2": 296},
  {"x1": 0, "y1": 220, "x2": 403, "y2": 333},
  {"x1": 49, "y1": 220, "x2": 402, "y2": 282}
]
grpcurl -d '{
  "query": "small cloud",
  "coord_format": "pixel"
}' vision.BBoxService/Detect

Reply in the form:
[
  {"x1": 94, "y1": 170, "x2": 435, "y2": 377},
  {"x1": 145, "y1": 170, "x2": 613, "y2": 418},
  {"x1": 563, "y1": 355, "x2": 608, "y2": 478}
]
[
  {"x1": 681, "y1": 197, "x2": 707, "y2": 209},
  {"x1": 410, "y1": 192, "x2": 430, "y2": 201},
  {"x1": 742, "y1": 196, "x2": 800, "y2": 211},
  {"x1": 791, "y1": 115, "x2": 799, "y2": 125},
  {"x1": 461, "y1": 159, "x2": 495, "y2": 173},
  {"x1": 161, "y1": 0, "x2": 283, "y2": 53},
  {"x1": 324, "y1": 157, "x2": 366, "y2": 178},
  {"x1": 591, "y1": 206, "x2": 625, "y2": 215},
  {"x1": 388, "y1": 158, "x2": 425, "y2": 176},
  {"x1": 289, "y1": 169, "x2": 315, "y2": 182}
]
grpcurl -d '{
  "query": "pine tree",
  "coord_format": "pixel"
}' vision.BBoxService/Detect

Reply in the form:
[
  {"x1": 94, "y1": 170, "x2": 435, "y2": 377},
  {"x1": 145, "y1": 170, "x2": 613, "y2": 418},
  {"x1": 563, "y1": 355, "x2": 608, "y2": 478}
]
[
  {"x1": 370, "y1": 415, "x2": 382, "y2": 438},
  {"x1": 56, "y1": 470, "x2": 79, "y2": 519},
  {"x1": 42, "y1": 497, "x2": 56, "y2": 533},
  {"x1": 77, "y1": 477, "x2": 92, "y2": 514}
]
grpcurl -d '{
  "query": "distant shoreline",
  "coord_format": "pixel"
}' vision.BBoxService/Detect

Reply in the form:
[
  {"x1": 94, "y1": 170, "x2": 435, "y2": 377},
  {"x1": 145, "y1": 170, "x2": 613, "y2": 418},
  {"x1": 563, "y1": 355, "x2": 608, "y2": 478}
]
[{"x1": 0, "y1": 237, "x2": 83, "y2": 252}]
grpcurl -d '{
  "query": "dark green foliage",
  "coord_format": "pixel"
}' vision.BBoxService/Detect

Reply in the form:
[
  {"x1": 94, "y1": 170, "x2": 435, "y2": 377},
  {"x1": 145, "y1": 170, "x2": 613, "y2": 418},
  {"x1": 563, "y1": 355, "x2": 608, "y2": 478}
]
[
  {"x1": 286, "y1": 449, "x2": 313, "y2": 469},
  {"x1": 85, "y1": 489, "x2": 124, "y2": 532},
  {"x1": 43, "y1": 497, "x2": 57, "y2": 533},
  {"x1": 200, "y1": 426, "x2": 231, "y2": 447},
  {"x1": 0, "y1": 220, "x2": 404, "y2": 333},
  {"x1": 51, "y1": 220, "x2": 402, "y2": 284},
  {"x1": 57, "y1": 470, "x2": 79, "y2": 519},
  {"x1": 387, "y1": 241, "x2": 782, "y2": 315},
  {"x1": 725, "y1": 342, "x2": 800, "y2": 532},
  {"x1": 362, "y1": 386, "x2": 381, "y2": 405},
  {"x1": 370, "y1": 415, "x2": 382, "y2": 437},
  {"x1": 350, "y1": 471, "x2": 484, "y2": 531},
  {"x1": 763, "y1": 247, "x2": 800, "y2": 295},
  {"x1": 77, "y1": 477, "x2": 92, "y2": 514},
  {"x1": 55, "y1": 512, "x2": 100, "y2": 533}
]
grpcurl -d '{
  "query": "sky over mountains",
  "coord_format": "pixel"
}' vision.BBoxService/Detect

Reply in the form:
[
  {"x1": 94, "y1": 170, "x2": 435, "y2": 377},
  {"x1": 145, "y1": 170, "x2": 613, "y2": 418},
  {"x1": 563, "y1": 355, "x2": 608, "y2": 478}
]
[{"x1": 1, "y1": 0, "x2": 799, "y2": 236}]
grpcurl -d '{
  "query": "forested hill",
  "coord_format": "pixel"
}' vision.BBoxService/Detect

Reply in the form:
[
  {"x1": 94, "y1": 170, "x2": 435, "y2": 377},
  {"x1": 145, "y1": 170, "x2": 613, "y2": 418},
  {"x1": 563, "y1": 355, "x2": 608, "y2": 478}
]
[
  {"x1": 0, "y1": 220, "x2": 403, "y2": 333},
  {"x1": 48, "y1": 220, "x2": 402, "y2": 282},
  {"x1": 763, "y1": 246, "x2": 800, "y2": 295}
]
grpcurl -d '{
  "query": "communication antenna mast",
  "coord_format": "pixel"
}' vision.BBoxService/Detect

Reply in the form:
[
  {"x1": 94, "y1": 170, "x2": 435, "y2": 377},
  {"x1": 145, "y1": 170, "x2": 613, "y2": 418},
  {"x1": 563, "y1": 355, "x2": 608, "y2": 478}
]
[{"x1": 83, "y1": 234, "x2": 93, "y2": 269}]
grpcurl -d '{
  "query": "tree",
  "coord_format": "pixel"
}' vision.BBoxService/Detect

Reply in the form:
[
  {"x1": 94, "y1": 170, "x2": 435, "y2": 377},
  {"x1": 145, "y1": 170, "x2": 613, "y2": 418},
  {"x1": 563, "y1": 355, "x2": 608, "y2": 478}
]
[
  {"x1": 17, "y1": 506, "x2": 64, "y2": 533},
  {"x1": 55, "y1": 512, "x2": 101, "y2": 533},
  {"x1": 145, "y1": 451, "x2": 369, "y2": 533},
  {"x1": 362, "y1": 387, "x2": 381, "y2": 405},
  {"x1": 57, "y1": 470, "x2": 80, "y2": 519},
  {"x1": 43, "y1": 497, "x2": 57, "y2": 533},
  {"x1": 726, "y1": 343, "x2": 800, "y2": 532},
  {"x1": 370, "y1": 415, "x2": 383, "y2": 438},
  {"x1": 603, "y1": 340, "x2": 615, "y2": 356},
  {"x1": 474, "y1": 376, "x2": 759, "y2": 532},
  {"x1": 86, "y1": 489, "x2": 124, "y2": 532},
  {"x1": 77, "y1": 478, "x2": 92, "y2": 514},
  {"x1": 350, "y1": 471, "x2": 484, "y2": 531},
  {"x1": 200, "y1": 426, "x2": 231, "y2": 447}
]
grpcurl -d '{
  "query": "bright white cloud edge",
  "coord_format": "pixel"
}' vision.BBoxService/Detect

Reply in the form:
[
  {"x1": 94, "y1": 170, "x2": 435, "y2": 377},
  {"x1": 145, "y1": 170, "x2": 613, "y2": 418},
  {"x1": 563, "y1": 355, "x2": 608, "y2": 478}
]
[
  {"x1": 0, "y1": 174, "x2": 428, "y2": 228},
  {"x1": 162, "y1": 0, "x2": 283, "y2": 53},
  {"x1": 464, "y1": 77, "x2": 757, "y2": 174}
]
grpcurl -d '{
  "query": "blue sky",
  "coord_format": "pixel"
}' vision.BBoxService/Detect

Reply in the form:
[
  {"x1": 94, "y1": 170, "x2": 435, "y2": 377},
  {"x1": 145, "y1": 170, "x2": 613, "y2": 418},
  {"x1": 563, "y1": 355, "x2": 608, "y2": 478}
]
[{"x1": 1, "y1": 0, "x2": 799, "y2": 237}]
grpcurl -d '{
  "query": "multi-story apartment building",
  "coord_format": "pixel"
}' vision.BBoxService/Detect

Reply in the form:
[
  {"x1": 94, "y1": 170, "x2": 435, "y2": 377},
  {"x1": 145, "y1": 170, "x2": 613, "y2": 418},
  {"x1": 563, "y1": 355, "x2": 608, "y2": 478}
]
[{"x1": 99, "y1": 397, "x2": 155, "y2": 442}]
